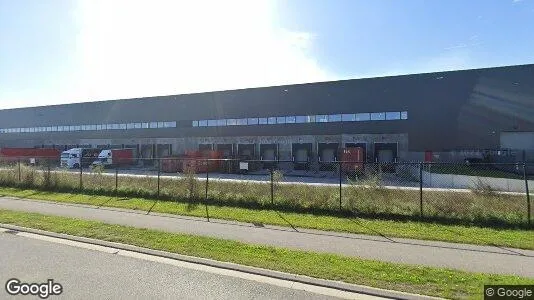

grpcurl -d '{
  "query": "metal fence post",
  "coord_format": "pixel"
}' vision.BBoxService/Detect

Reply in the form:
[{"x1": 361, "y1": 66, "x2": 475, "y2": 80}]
[
  {"x1": 270, "y1": 167, "x2": 274, "y2": 205},
  {"x1": 18, "y1": 158, "x2": 21, "y2": 183},
  {"x1": 419, "y1": 162, "x2": 423, "y2": 218},
  {"x1": 205, "y1": 159, "x2": 210, "y2": 222},
  {"x1": 524, "y1": 162, "x2": 531, "y2": 226},
  {"x1": 205, "y1": 159, "x2": 209, "y2": 200},
  {"x1": 79, "y1": 160, "x2": 83, "y2": 190},
  {"x1": 339, "y1": 161, "x2": 342, "y2": 211},
  {"x1": 115, "y1": 168, "x2": 118, "y2": 192},
  {"x1": 47, "y1": 160, "x2": 51, "y2": 187},
  {"x1": 157, "y1": 159, "x2": 160, "y2": 198}
]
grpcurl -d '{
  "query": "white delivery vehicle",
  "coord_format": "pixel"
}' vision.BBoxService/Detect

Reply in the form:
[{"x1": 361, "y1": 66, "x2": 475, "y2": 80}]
[
  {"x1": 91, "y1": 149, "x2": 134, "y2": 168},
  {"x1": 60, "y1": 148, "x2": 100, "y2": 169}
]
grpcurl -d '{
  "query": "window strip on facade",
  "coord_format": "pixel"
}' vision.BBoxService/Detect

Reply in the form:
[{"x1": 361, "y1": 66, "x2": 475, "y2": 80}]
[
  {"x1": 385, "y1": 112, "x2": 401, "y2": 120},
  {"x1": 0, "y1": 110, "x2": 408, "y2": 134}
]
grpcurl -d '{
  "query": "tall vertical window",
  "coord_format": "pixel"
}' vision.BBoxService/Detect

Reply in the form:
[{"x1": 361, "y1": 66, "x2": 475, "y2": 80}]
[{"x1": 401, "y1": 111, "x2": 408, "y2": 120}]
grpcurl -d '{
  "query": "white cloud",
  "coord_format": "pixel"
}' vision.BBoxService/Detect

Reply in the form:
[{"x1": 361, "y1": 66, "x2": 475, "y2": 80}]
[{"x1": 67, "y1": 0, "x2": 332, "y2": 102}]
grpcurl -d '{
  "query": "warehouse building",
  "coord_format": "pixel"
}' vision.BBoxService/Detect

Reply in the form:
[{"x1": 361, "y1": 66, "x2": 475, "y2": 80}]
[{"x1": 0, "y1": 63, "x2": 533, "y2": 166}]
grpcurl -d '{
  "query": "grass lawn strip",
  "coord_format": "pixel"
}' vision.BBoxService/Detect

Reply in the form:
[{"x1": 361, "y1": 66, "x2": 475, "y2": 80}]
[
  {"x1": 0, "y1": 187, "x2": 533, "y2": 250},
  {"x1": 1, "y1": 209, "x2": 533, "y2": 299}
]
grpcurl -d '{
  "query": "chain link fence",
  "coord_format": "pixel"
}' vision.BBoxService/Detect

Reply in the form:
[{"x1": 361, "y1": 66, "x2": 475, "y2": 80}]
[{"x1": 0, "y1": 157, "x2": 531, "y2": 227}]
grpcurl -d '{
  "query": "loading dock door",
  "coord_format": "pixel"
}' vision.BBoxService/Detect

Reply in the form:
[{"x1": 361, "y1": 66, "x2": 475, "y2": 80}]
[
  {"x1": 216, "y1": 144, "x2": 234, "y2": 158},
  {"x1": 199, "y1": 144, "x2": 213, "y2": 152},
  {"x1": 217, "y1": 144, "x2": 235, "y2": 173},
  {"x1": 322, "y1": 149, "x2": 335, "y2": 161},
  {"x1": 157, "y1": 144, "x2": 171, "y2": 158},
  {"x1": 374, "y1": 143, "x2": 397, "y2": 162},
  {"x1": 378, "y1": 149, "x2": 394, "y2": 162},
  {"x1": 292, "y1": 143, "x2": 312, "y2": 171},
  {"x1": 238, "y1": 144, "x2": 255, "y2": 159},
  {"x1": 260, "y1": 144, "x2": 277, "y2": 160},
  {"x1": 140, "y1": 145, "x2": 153, "y2": 159},
  {"x1": 318, "y1": 143, "x2": 339, "y2": 171},
  {"x1": 318, "y1": 143, "x2": 339, "y2": 162},
  {"x1": 295, "y1": 149, "x2": 308, "y2": 162},
  {"x1": 260, "y1": 144, "x2": 277, "y2": 169},
  {"x1": 374, "y1": 143, "x2": 397, "y2": 173},
  {"x1": 263, "y1": 149, "x2": 275, "y2": 160}
]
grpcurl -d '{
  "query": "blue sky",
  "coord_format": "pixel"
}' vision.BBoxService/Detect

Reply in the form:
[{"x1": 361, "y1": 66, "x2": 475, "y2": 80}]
[{"x1": 0, "y1": 0, "x2": 533, "y2": 109}]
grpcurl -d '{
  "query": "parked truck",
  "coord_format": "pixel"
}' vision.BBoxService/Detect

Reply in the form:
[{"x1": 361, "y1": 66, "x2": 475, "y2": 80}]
[
  {"x1": 0, "y1": 148, "x2": 60, "y2": 165},
  {"x1": 92, "y1": 149, "x2": 135, "y2": 168},
  {"x1": 60, "y1": 148, "x2": 101, "y2": 168}
]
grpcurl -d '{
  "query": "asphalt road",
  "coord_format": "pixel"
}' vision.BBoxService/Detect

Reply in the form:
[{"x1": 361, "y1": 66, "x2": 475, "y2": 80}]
[
  {"x1": 0, "y1": 197, "x2": 533, "y2": 278},
  {"x1": 0, "y1": 233, "x2": 340, "y2": 300}
]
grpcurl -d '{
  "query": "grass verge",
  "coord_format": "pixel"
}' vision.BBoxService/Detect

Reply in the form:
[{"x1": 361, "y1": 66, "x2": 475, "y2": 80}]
[
  {"x1": 0, "y1": 187, "x2": 533, "y2": 250},
  {"x1": 1, "y1": 209, "x2": 533, "y2": 299}
]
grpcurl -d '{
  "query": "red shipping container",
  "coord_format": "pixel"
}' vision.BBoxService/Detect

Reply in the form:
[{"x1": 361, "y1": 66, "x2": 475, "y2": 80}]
[
  {"x1": 0, "y1": 148, "x2": 60, "y2": 158},
  {"x1": 424, "y1": 151, "x2": 433, "y2": 162},
  {"x1": 340, "y1": 147, "x2": 364, "y2": 173}
]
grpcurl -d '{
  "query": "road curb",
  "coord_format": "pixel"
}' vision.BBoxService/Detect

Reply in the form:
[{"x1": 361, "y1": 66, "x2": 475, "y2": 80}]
[{"x1": 0, "y1": 223, "x2": 440, "y2": 300}]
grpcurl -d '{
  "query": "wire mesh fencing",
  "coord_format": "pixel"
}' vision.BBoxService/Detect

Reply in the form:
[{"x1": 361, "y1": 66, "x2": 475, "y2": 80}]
[
  {"x1": 343, "y1": 162, "x2": 423, "y2": 218},
  {"x1": 419, "y1": 163, "x2": 529, "y2": 225},
  {"x1": 0, "y1": 156, "x2": 531, "y2": 227},
  {"x1": 0, "y1": 157, "x2": 19, "y2": 185}
]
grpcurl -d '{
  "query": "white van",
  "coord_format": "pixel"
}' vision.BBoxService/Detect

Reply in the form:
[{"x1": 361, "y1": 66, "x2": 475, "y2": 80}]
[{"x1": 60, "y1": 148, "x2": 100, "y2": 169}]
